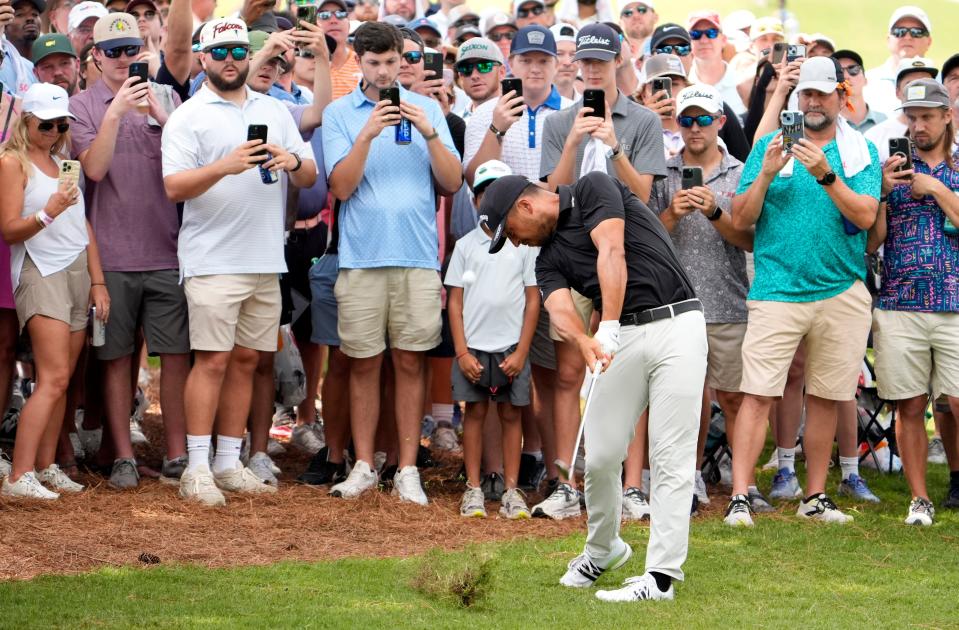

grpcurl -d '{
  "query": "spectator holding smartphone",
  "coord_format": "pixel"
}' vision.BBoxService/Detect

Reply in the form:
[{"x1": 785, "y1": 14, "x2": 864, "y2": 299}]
[
  {"x1": 0, "y1": 83, "x2": 109, "y2": 499},
  {"x1": 639, "y1": 54, "x2": 688, "y2": 159},
  {"x1": 322, "y1": 22, "x2": 460, "y2": 505},
  {"x1": 447, "y1": 160, "x2": 540, "y2": 520},
  {"x1": 69, "y1": 12, "x2": 190, "y2": 490},
  {"x1": 161, "y1": 18, "x2": 316, "y2": 506}
]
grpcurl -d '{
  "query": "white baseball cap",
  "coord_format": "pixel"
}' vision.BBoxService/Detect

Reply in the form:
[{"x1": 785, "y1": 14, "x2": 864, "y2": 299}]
[
  {"x1": 23, "y1": 83, "x2": 75, "y2": 121},
  {"x1": 68, "y1": 0, "x2": 108, "y2": 32},
  {"x1": 676, "y1": 84, "x2": 723, "y2": 115},
  {"x1": 889, "y1": 5, "x2": 931, "y2": 33},
  {"x1": 199, "y1": 18, "x2": 250, "y2": 52},
  {"x1": 473, "y1": 160, "x2": 513, "y2": 193},
  {"x1": 723, "y1": 10, "x2": 755, "y2": 34},
  {"x1": 550, "y1": 23, "x2": 578, "y2": 43},
  {"x1": 795, "y1": 56, "x2": 841, "y2": 94}
]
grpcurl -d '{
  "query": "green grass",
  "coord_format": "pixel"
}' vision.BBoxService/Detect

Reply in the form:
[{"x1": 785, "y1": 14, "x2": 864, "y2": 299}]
[{"x1": 3, "y1": 464, "x2": 958, "y2": 629}]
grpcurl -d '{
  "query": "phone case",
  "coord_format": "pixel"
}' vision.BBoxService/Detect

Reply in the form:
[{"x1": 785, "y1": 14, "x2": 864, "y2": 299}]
[
  {"x1": 780, "y1": 112, "x2": 804, "y2": 153},
  {"x1": 583, "y1": 90, "x2": 604, "y2": 118},
  {"x1": 59, "y1": 160, "x2": 81, "y2": 187},
  {"x1": 681, "y1": 167, "x2": 703, "y2": 190}
]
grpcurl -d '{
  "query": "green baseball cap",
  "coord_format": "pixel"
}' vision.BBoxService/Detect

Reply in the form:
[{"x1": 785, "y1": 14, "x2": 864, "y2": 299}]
[{"x1": 32, "y1": 34, "x2": 78, "y2": 64}]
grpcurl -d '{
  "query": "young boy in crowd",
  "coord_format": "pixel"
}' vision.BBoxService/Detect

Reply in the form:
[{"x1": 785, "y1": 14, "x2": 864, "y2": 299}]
[{"x1": 446, "y1": 160, "x2": 540, "y2": 519}]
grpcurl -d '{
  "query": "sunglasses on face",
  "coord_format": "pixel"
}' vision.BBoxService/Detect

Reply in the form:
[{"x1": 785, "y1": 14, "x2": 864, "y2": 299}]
[
  {"x1": 130, "y1": 9, "x2": 157, "y2": 19},
  {"x1": 38, "y1": 119, "x2": 71, "y2": 133},
  {"x1": 516, "y1": 5, "x2": 545, "y2": 18},
  {"x1": 456, "y1": 61, "x2": 497, "y2": 76},
  {"x1": 890, "y1": 26, "x2": 928, "y2": 38},
  {"x1": 654, "y1": 44, "x2": 690, "y2": 56},
  {"x1": 620, "y1": 6, "x2": 648, "y2": 17},
  {"x1": 690, "y1": 28, "x2": 719, "y2": 40},
  {"x1": 678, "y1": 114, "x2": 718, "y2": 128},
  {"x1": 209, "y1": 46, "x2": 250, "y2": 61},
  {"x1": 101, "y1": 45, "x2": 141, "y2": 58},
  {"x1": 422, "y1": 37, "x2": 441, "y2": 48},
  {"x1": 453, "y1": 17, "x2": 480, "y2": 27},
  {"x1": 402, "y1": 51, "x2": 423, "y2": 64},
  {"x1": 841, "y1": 63, "x2": 863, "y2": 76},
  {"x1": 318, "y1": 10, "x2": 348, "y2": 20},
  {"x1": 488, "y1": 31, "x2": 515, "y2": 42}
]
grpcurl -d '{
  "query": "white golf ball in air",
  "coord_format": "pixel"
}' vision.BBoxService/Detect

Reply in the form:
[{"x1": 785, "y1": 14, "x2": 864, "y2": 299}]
[{"x1": 462, "y1": 270, "x2": 477, "y2": 285}]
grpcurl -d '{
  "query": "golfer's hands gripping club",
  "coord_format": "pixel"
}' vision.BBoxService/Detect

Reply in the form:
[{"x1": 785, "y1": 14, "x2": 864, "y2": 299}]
[{"x1": 580, "y1": 320, "x2": 620, "y2": 372}]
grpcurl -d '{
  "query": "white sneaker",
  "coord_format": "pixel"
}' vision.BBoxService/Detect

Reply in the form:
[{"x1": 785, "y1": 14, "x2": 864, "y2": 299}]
[
  {"x1": 214, "y1": 462, "x2": 278, "y2": 494},
  {"x1": 329, "y1": 459, "x2": 377, "y2": 499},
  {"x1": 130, "y1": 417, "x2": 149, "y2": 446},
  {"x1": 0, "y1": 449, "x2": 11, "y2": 478},
  {"x1": 37, "y1": 464, "x2": 84, "y2": 493},
  {"x1": 179, "y1": 466, "x2": 226, "y2": 506},
  {"x1": 460, "y1": 485, "x2": 487, "y2": 518},
  {"x1": 291, "y1": 424, "x2": 324, "y2": 455},
  {"x1": 927, "y1": 437, "x2": 947, "y2": 464},
  {"x1": 248, "y1": 452, "x2": 279, "y2": 486},
  {"x1": 904, "y1": 497, "x2": 935, "y2": 526},
  {"x1": 499, "y1": 487, "x2": 530, "y2": 519},
  {"x1": 2, "y1": 471, "x2": 59, "y2": 500},
  {"x1": 723, "y1": 494, "x2": 754, "y2": 527},
  {"x1": 596, "y1": 573, "x2": 675, "y2": 602},
  {"x1": 560, "y1": 540, "x2": 632, "y2": 588},
  {"x1": 75, "y1": 413, "x2": 102, "y2": 457},
  {"x1": 392, "y1": 465, "x2": 428, "y2": 505},
  {"x1": 694, "y1": 471, "x2": 710, "y2": 505},
  {"x1": 797, "y1": 493, "x2": 853, "y2": 523},
  {"x1": 532, "y1": 482, "x2": 581, "y2": 520},
  {"x1": 622, "y1": 487, "x2": 650, "y2": 521}
]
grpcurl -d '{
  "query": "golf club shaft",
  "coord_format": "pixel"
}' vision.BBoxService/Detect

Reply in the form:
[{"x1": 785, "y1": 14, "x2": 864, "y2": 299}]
[{"x1": 564, "y1": 363, "x2": 603, "y2": 484}]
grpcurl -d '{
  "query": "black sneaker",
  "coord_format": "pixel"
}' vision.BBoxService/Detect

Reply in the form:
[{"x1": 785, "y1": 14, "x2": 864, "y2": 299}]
[
  {"x1": 416, "y1": 445, "x2": 435, "y2": 469},
  {"x1": 380, "y1": 463, "x2": 398, "y2": 490},
  {"x1": 517, "y1": 453, "x2": 546, "y2": 492},
  {"x1": 942, "y1": 485, "x2": 959, "y2": 510},
  {"x1": 296, "y1": 447, "x2": 347, "y2": 486},
  {"x1": 481, "y1": 472, "x2": 505, "y2": 501}
]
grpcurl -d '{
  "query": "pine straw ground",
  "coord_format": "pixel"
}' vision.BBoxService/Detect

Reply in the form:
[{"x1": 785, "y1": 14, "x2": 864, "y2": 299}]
[{"x1": 3, "y1": 377, "x2": 718, "y2": 581}]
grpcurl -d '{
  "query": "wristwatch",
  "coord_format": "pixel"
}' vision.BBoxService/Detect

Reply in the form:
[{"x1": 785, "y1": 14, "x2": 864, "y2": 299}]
[
  {"x1": 605, "y1": 143, "x2": 624, "y2": 161},
  {"x1": 817, "y1": 170, "x2": 836, "y2": 186},
  {"x1": 489, "y1": 123, "x2": 506, "y2": 140},
  {"x1": 707, "y1": 206, "x2": 723, "y2": 221},
  {"x1": 289, "y1": 153, "x2": 303, "y2": 172}
]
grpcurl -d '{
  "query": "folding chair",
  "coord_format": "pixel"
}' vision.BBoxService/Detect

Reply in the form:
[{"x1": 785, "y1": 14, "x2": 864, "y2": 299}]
[
  {"x1": 856, "y1": 356, "x2": 899, "y2": 474},
  {"x1": 701, "y1": 402, "x2": 731, "y2": 486}
]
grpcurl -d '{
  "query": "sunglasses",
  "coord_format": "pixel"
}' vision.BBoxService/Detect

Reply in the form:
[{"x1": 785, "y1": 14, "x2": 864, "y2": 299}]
[
  {"x1": 841, "y1": 63, "x2": 863, "y2": 77},
  {"x1": 456, "y1": 61, "x2": 497, "y2": 76},
  {"x1": 402, "y1": 51, "x2": 423, "y2": 64},
  {"x1": 209, "y1": 46, "x2": 250, "y2": 61},
  {"x1": 620, "y1": 6, "x2": 648, "y2": 17},
  {"x1": 890, "y1": 26, "x2": 928, "y2": 38},
  {"x1": 422, "y1": 37, "x2": 441, "y2": 49},
  {"x1": 452, "y1": 17, "x2": 480, "y2": 27},
  {"x1": 654, "y1": 44, "x2": 691, "y2": 56},
  {"x1": 678, "y1": 114, "x2": 718, "y2": 128},
  {"x1": 689, "y1": 28, "x2": 719, "y2": 40},
  {"x1": 516, "y1": 5, "x2": 545, "y2": 18},
  {"x1": 101, "y1": 45, "x2": 141, "y2": 59},
  {"x1": 130, "y1": 9, "x2": 157, "y2": 19},
  {"x1": 318, "y1": 9, "x2": 348, "y2": 20},
  {"x1": 38, "y1": 119, "x2": 71, "y2": 133},
  {"x1": 488, "y1": 31, "x2": 515, "y2": 42}
]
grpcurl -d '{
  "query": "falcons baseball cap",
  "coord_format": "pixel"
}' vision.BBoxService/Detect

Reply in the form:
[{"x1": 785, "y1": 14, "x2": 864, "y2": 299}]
[
  {"x1": 199, "y1": 18, "x2": 250, "y2": 51},
  {"x1": 478, "y1": 175, "x2": 536, "y2": 254},
  {"x1": 93, "y1": 13, "x2": 144, "y2": 50},
  {"x1": 511, "y1": 25, "x2": 556, "y2": 57},
  {"x1": 574, "y1": 23, "x2": 620, "y2": 62},
  {"x1": 676, "y1": 84, "x2": 723, "y2": 115}
]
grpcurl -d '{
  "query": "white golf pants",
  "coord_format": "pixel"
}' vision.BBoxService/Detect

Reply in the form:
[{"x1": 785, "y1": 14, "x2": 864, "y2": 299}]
[{"x1": 583, "y1": 309, "x2": 707, "y2": 581}]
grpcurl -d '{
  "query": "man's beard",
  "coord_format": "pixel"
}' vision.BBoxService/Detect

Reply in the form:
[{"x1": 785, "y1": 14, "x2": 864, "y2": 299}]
[
  {"x1": 804, "y1": 109, "x2": 834, "y2": 131},
  {"x1": 913, "y1": 130, "x2": 945, "y2": 151},
  {"x1": 207, "y1": 65, "x2": 249, "y2": 91}
]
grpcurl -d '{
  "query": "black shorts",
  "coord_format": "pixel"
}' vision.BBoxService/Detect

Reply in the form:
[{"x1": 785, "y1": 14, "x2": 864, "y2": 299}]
[
  {"x1": 280, "y1": 222, "x2": 327, "y2": 339},
  {"x1": 451, "y1": 347, "x2": 531, "y2": 406}
]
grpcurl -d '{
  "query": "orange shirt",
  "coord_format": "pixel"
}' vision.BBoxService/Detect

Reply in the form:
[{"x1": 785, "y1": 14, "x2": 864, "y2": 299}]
[{"x1": 330, "y1": 51, "x2": 361, "y2": 101}]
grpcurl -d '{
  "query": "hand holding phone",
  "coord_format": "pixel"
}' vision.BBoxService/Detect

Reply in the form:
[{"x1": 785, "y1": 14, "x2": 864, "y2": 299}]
[
  {"x1": 681, "y1": 166, "x2": 703, "y2": 190},
  {"x1": 651, "y1": 77, "x2": 672, "y2": 101},
  {"x1": 780, "y1": 111, "x2": 804, "y2": 154},
  {"x1": 424, "y1": 51, "x2": 443, "y2": 81},
  {"x1": 129, "y1": 62, "x2": 150, "y2": 114},
  {"x1": 888, "y1": 137, "x2": 913, "y2": 173},
  {"x1": 501, "y1": 78, "x2": 523, "y2": 98},
  {"x1": 377, "y1": 87, "x2": 411, "y2": 144},
  {"x1": 583, "y1": 89, "x2": 605, "y2": 119}
]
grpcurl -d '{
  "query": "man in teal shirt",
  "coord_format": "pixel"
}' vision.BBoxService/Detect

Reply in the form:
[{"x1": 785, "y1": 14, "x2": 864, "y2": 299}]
[{"x1": 726, "y1": 57, "x2": 880, "y2": 527}]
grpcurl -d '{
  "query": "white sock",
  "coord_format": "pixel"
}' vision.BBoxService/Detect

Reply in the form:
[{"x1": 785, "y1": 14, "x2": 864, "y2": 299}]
[
  {"x1": 431, "y1": 403, "x2": 454, "y2": 424},
  {"x1": 839, "y1": 456, "x2": 859, "y2": 480},
  {"x1": 778, "y1": 447, "x2": 796, "y2": 473},
  {"x1": 695, "y1": 469, "x2": 704, "y2": 484},
  {"x1": 641, "y1": 468, "x2": 651, "y2": 495},
  {"x1": 212, "y1": 435, "x2": 243, "y2": 475},
  {"x1": 523, "y1": 450, "x2": 543, "y2": 462},
  {"x1": 186, "y1": 435, "x2": 211, "y2": 473}
]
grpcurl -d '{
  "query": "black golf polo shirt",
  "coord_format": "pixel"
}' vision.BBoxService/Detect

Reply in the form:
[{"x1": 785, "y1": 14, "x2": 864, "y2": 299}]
[{"x1": 535, "y1": 172, "x2": 695, "y2": 315}]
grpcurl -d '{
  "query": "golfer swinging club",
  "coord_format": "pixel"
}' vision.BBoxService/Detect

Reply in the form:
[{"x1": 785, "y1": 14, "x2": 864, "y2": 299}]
[{"x1": 480, "y1": 171, "x2": 707, "y2": 602}]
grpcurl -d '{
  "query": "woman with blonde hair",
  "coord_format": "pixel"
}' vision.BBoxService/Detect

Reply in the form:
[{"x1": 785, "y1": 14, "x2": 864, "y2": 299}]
[{"x1": 0, "y1": 82, "x2": 109, "y2": 500}]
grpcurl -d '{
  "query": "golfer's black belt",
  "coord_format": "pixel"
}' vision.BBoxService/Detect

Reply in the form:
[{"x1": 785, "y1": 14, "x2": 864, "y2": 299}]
[{"x1": 619, "y1": 298, "x2": 703, "y2": 327}]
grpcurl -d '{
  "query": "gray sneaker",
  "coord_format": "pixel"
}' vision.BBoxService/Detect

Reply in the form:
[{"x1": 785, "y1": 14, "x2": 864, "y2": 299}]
[
  {"x1": 748, "y1": 487, "x2": 775, "y2": 513},
  {"x1": 109, "y1": 458, "x2": 140, "y2": 489},
  {"x1": 927, "y1": 437, "x2": 947, "y2": 465},
  {"x1": 160, "y1": 455, "x2": 188, "y2": 486},
  {"x1": 460, "y1": 485, "x2": 486, "y2": 518},
  {"x1": 499, "y1": 488, "x2": 531, "y2": 519}
]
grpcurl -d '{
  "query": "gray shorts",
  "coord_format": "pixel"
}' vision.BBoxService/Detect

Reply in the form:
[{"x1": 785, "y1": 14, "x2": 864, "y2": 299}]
[
  {"x1": 451, "y1": 347, "x2": 531, "y2": 406},
  {"x1": 309, "y1": 253, "x2": 339, "y2": 346},
  {"x1": 98, "y1": 269, "x2": 190, "y2": 361}
]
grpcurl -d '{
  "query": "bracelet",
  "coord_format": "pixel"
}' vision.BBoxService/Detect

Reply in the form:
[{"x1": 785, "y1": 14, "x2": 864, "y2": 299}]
[
  {"x1": 879, "y1": 195, "x2": 888, "y2": 204},
  {"x1": 91, "y1": 283, "x2": 106, "y2": 287},
  {"x1": 34, "y1": 212, "x2": 45, "y2": 228},
  {"x1": 289, "y1": 153, "x2": 302, "y2": 172},
  {"x1": 423, "y1": 128, "x2": 439, "y2": 142},
  {"x1": 39, "y1": 209, "x2": 54, "y2": 226},
  {"x1": 488, "y1": 123, "x2": 505, "y2": 139},
  {"x1": 455, "y1": 351, "x2": 470, "y2": 360},
  {"x1": 707, "y1": 206, "x2": 723, "y2": 221}
]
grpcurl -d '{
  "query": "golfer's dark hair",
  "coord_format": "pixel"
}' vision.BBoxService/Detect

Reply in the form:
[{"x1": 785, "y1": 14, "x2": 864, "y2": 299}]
[{"x1": 353, "y1": 21, "x2": 404, "y2": 57}]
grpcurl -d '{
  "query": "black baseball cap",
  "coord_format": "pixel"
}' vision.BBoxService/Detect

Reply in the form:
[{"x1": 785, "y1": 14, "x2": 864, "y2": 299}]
[
  {"x1": 574, "y1": 23, "x2": 620, "y2": 62},
  {"x1": 942, "y1": 53, "x2": 959, "y2": 81},
  {"x1": 478, "y1": 175, "x2": 535, "y2": 254},
  {"x1": 650, "y1": 23, "x2": 690, "y2": 51},
  {"x1": 832, "y1": 49, "x2": 864, "y2": 69}
]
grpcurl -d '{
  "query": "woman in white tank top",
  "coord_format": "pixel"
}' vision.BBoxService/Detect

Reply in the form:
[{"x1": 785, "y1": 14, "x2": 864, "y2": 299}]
[{"x1": 0, "y1": 83, "x2": 110, "y2": 500}]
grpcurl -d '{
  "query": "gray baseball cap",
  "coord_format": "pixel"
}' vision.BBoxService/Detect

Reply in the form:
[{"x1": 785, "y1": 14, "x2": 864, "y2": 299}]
[
  {"x1": 456, "y1": 37, "x2": 505, "y2": 65},
  {"x1": 897, "y1": 78, "x2": 951, "y2": 109},
  {"x1": 644, "y1": 53, "x2": 686, "y2": 80}
]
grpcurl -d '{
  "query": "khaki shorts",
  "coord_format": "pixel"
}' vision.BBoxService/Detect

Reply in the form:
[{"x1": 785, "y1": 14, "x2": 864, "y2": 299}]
[
  {"x1": 334, "y1": 267, "x2": 441, "y2": 359},
  {"x1": 706, "y1": 322, "x2": 747, "y2": 392},
  {"x1": 15, "y1": 251, "x2": 89, "y2": 332},
  {"x1": 873, "y1": 309, "x2": 959, "y2": 401},
  {"x1": 184, "y1": 274, "x2": 281, "y2": 352},
  {"x1": 548, "y1": 289, "x2": 594, "y2": 341},
  {"x1": 740, "y1": 280, "x2": 872, "y2": 401}
]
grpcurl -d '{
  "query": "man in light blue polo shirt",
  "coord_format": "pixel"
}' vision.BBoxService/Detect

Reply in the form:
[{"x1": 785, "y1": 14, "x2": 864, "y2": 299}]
[{"x1": 322, "y1": 21, "x2": 462, "y2": 506}]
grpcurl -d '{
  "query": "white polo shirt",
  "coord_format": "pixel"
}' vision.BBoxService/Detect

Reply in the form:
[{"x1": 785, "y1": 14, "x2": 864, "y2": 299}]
[
  {"x1": 444, "y1": 226, "x2": 538, "y2": 353},
  {"x1": 161, "y1": 85, "x2": 314, "y2": 279}
]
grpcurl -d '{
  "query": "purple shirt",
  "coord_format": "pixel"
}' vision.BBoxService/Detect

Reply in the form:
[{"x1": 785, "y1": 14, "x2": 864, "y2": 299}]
[
  {"x1": 69, "y1": 80, "x2": 181, "y2": 272},
  {"x1": 880, "y1": 152, "x2": 959, "y2": 312}
]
